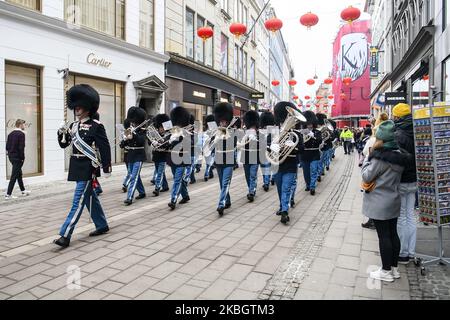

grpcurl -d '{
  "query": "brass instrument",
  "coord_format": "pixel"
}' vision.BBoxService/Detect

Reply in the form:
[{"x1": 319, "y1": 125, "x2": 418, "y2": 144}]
[
  {"x1": 266, "y1": 107, "x2": 307, "y2": 165},
  {"x1": 203, "y1": 117, "x2": 239, "y2": 157},
  {"x1": 58, "y1": 67, "x2": 71, "y2": 144},
  {"x1": 237, "y1": 129, "x2": 258, "y2": 150},
  {"x1": 319, "y1": 119, "x2": 334, "y2": 150}
]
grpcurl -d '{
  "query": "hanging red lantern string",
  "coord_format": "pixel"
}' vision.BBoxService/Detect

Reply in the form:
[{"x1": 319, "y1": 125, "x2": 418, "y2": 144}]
[
  {"x1": 229, "y1": 23, "x2": 247, "y2": 38},
  {"x1": 343, "y1": 77, "x2": 352, "y2": 86},
  {"x1": 305, "y1": 95, "x2": 311, "y2": 100},
  {"x1": 300, "y1": 12, "x2": 319, "y2": 30},
  {"x1": 316, "y1": 96, "x2": 323, "y2": 100},
  {"x1": 288, "y1": 79, "x2": 297, "y2": 87},
  {"x1": 197, "y1": 27, "x2": 214, "y2": 42},
  {"x1": 293, "y1": 96, "x2": 299, "y2": 100},
  {"x1": 272, "y1": 80, "x2": 280, "y2": 87},
  {"x1": 324, "y1": 78, "x2": 333, "y2": 85},
  {"x1": 341, "y1": 6, "x2": 361, "y2": 24},
  {"x1": 332, "y1": 104, "x2": 337, "y2": 108},
  {"x1": 328, "y1": 95, "x2": 334, "y2": 100},
  {"x1": 423, "y1": 75, "x2": 430, "y2": 81},
  {"x1": 265, "y1": 18, "x2": 283, "y2": 33},
  {"x1": 307, "y1": 79, "x2": 315, "y2": 86}
]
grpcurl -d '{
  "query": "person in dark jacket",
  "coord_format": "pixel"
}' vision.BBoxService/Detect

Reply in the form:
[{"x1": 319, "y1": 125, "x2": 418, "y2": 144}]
[
  {"x1": 299, "y1": 111, "x2": 323, "y2": 196},
  {"x1": 270, "y1": 102, "x2": 302, "y2": 224},
  {"x1": 241, "y1": 110, "x2": 260, "y2": 202},
  {"x1": 151, "y1": 114, "x2": 171, "y2": 197},
  {"x1": 392, "y1": 103, "x2": 418, "y2": 265},
  {"x1": 122, "y1": 107, "x2": 148, "y2": 206},
  {"x1": 259, "y1": 111, "x2": 275, "y2": 192},
  {"x1": 5, "y1": 119, "x2": 30, "y2": 200},
  {"x1": 54, "y1": 84, "x2": 112, "y2": 248}
]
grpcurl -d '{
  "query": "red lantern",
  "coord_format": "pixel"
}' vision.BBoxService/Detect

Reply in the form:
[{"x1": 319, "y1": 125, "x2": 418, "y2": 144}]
[
  {"x1": 272, "y1": 80, "x2": 280, "y2": 87},
  {"x1": 324, "y1": 78, "x2": 333, "y2": 85},
  {"x1": 300, "y1": 12, "x2": 319, "y2": 29},
  {"x1": 340, "y1": 93, "x2": 347, "y2": 100},
  {"x1": 305, "y1": 95, "x2": 311, "y2": 100},
  {"x1": 307, "y1": 79, "x2": 315, "y2": 86},
  {"x1": 293, "y1": 96, "x2": 299, "y2": 100},
  {"x1": 229, "y1": 23, "x2": 247, "y2": 38},
  {"x1": 328, "y1": 95, "x2": 334, "y2": 100},
  {"x1": 423, "y1": 75, "x2": 430, "y2": 81},
  {"x1": 343, "y1": 77, "x2": 352, "y2": 86},
  {"x1": 316, "y1": 96, "x2": 323, "y2": 100},
  {"x1": 288, "y1": 79, "x2": 297, "y2": 87},
  {"x1": 197, "y1": 27, "x2": 214, "y2": 42},
  {"x1": 265, "y1": 18, "x2": 283, "y2": 33},
  {"x1": 341, "y1": 6, "x2": 361, "y2": 24},
  {"x1": 315, "y1": 104, "x2": 320, "y2": 108},
  {"x1": 332, "y1": 104, "x2": 337, "y2": 108}
]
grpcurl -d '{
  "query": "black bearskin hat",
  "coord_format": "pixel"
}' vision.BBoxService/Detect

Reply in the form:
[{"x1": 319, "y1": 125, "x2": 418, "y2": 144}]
[
  {"x1": 123, "y1": 118, "x2": 131, "y2": 130},
  {"x1": 67, "y1": 84, "x2": 100, "y2": 116},
  {"x1": 243, "y1": 111, "x2": 260, "y2": 129},
  {"x1": 316, "y1": 113, "x2": 328, "y2": 126},
  {"x1": 92, "y1": 112, "x2": 100, "y2": 121},
  {"x1": 153, "y1": 114, "x2": 170, "y2": 129},
  {"x1": 260, "y1": 111, "x2": 275, "y2": 128},
  {"x1": 214, "y1": 102, "x2": 234, "y2": 124},
  {"x1": 127, "y1": 107, "x2": 147, "y2": 124},
  {"x1": 303, "y1": 111, "x2": 318, "y2": 126},
  {"x1": 274, "y1": 101, "x2": 296, "y2": 125},
  {"x1": 234, "y1": 117, "x2": 242, "y2": 129},
  {"x1": 204, "y1": 114, "x2": 216, "y2": 131},
  {"x1": 170, "y1": 106, "x2": 191, "y2": 127}
]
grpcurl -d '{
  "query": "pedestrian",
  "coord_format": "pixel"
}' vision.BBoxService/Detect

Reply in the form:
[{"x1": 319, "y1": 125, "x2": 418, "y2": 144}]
[
  {"x1": 259, "y1": 111, "x2": 276, "y2": 192},
  {"x1": 203, "y1": 115, "x2": 216, "y2": 182},
  {"x1": 340, "y1": 127, "x2": 354, "y2": 155},
  {"x1": 167, "y1": 106, "x2": 192, "y2": 210},
  {"x1": 358, "y1": 127, "x2": 372, "y2": 167},
  {"x1": 299, "y1": 111, "x2": 322, "y2": 196},
  {"x1": 122, "y1": 107, "x2": 148, "y2": 206},
  {"x1": 270, "y1": 102, "x2": 301, "y2": 224},
  {"x1": 392, "y1": 103, "x2": 418, "y2": 265},
  {"x1": 120, "y1": 118, "x2": 132, "y2": 193},
  {"x1": 5, "y1": 119, "x2": 31, "y2": 200},
  {"x1": 54, "y1": 84, "x2": 112, "y2": 248},
  {"x1": 362, "y1": 120, "x2": 410, "y2": 282},
  {"x1": 150, "y1": 113, "x2": 171, "y2": 197},
  {"x1": 240, "y1": 110, "x2": 260, "y2": 202},
  {"x1": 213, "y1": 102, "x2": 237, "y2": 216}
]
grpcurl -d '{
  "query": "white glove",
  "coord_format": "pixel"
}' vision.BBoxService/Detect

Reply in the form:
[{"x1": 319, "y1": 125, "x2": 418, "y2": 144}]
[
  {"x1": 169, "y1": 135, "x2": 178, "y2": 143},
  {"x1": 104, "y1": 173, "x2": 111, "y2": 179},
  {"x1": 285, "y1": 140, "x2": 295, "y2": 147},
  {"x1": 270, "y1": 143, "x2": 281, "y2": 153},
  {"x1": 300, "y1": 129, "x2": 310, "y2": 135},
  {"x1": 307, "y1": 132, "x2": 315, "y2": 138}
]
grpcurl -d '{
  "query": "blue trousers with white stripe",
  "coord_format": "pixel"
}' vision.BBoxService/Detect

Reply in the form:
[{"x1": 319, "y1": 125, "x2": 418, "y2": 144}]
[
  {"x1": 216, "y1": 166, "x2": 233, "y2": 209},
  {"x1": 59, "y1": 181, "x2": 108, "y2": 239},
  {"x1": 122, "y1": 162, "x2": 131, "y2": 188},
  {"x1": 127, "y1": 162, "x2": 145, "y2": 201}
]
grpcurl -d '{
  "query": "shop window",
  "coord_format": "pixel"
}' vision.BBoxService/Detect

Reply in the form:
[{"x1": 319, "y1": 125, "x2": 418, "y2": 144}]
[
  {"x1": 445, "y1": 0, "x2": 450, "y2": 30},
  {"x1": 140, "y1": 0, "x2": 155, "y2": 50},
  {"x1": 185, "y1": 8, "x2": 195, "y2": 59},
  {"x1": 243, "y1": 52, "x2": 248, "y2": 84},
  {"x1": 220, "y1": 33, "x2": 229, "y2": 74},
  {"x1": 234, "y1": 44, "x2": 239, "y2": 79},
  {"x1": 65, "y1": 75, "x2": 125, "y2": 169},
  {"x1": 5, "y1": 63, "x2": 42, "y2": 178},
  {"x1": 220, "y1": 0, "x2": 229, "y2": 13},
  {"x1": 444, "y1": 57, "x2": 450, "y2": 102},
  {"x1": 64, "y1": 0, "x2": 125, "y2": 39},
  {"x1": 250, "y1": 58, "x2": 255, "y2": 88},
  {"x1": 205, "y1": 22, "x2": 214, "y2": 67},
  {"x1": 5, "y1": 0, "x2": 40, "y2": 10}
]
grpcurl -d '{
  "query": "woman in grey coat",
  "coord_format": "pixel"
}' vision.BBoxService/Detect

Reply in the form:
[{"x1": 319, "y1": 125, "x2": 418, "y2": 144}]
[{"x1": 361, "y1": 120, "x2": 410, "y2": 283}]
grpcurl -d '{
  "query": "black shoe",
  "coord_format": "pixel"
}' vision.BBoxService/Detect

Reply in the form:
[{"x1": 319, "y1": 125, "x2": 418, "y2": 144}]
[
  {"x1": 135, "y1": 194, "x2": 146, "y2": 200},
  {"x1": 217, "y1": 208, "x2": 225, "y2": 216},
  {"x1": 326, "y1": 167, "x2": 330, "y2": 171},
  {"x1": 263, "y1": 185, "x2": 269, "y2": 192},
  {"x1": 398, "y1": 256, "x2": 410, "y2": 265},
  {"x1": 168, "y1": 202, "x2": 176, "y2": 210},
  {"x1": 225, "y1": 203, "x2": 231, "y2": 209},
  {"x1": 179, "y1": 197, "x2": 190, "y2": 204},
  {"x1": 305, "y1": 187, "x2": 311, "y2": 192},
  {"x1": 124, "y1": 199, "x2": 133, "y2": 206},
  {"x1": 96, "y1": 190, "x2": 103, "y2": 196},
  {"x1": 332, "y1": 155, "x2": 335, "y2": 159},
  {"x1": 317, "y1": 176, "x2": 322, "y2": 183},
  {"x1": 361, "y1": 220, "x2": 375, "y2": 230},
  {"x1": 161, "y1": 187, "x2": 170, "y2": 193},
  {"x1": 280, "y1": 212, "x2": 290, "y2": 225},
  {"x1": 122, "y1": 186, "x2": 127, "y2": 193},
  {"x1": 271, "y1": 180, "x2": 275, "y2": 186},
  {"x1": 247, "y1": 194, "x2": 255, "y2": 202},
  {"x1": 322, "y1": 172, "x2": 325, "y2": 176},
  {"x1": 195, "y1": 168, "x2": 201, "y2": 174},
  {"x1": 276, "y1": 211, "x2": 282, "y2": 216},
  {"x1": 291, "y1": 200, "x2": 296, "y2": 208},
  {"x1": 54, "y1": 236, "x2": 70, "y2": 248},
  {"x1": 204, "y1": 177, "x2": 209, "y2": 182},
  {"x1": 89, "y1": 227, "x2": 109, "y2": 237},
  {"x1": 153, "y1": 190, "x2": 160, "y2": 197},
  {"x1": 310, "y1": 190, "x2": 316, "y2": 196}
]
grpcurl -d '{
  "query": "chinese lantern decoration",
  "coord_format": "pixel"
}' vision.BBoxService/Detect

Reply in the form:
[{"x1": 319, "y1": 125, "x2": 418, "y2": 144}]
[
  {"x1": 229, "y1": 23, "x2": 247, "y2": 38},
  {"x1": 316, "y1": 96, "x2": 323, "y2": 100},
  {"x1": 305, "y1": 95, "x2": 311, "y2": 100},
  {"x1": 341, "y1": 6, "x2": 361, "y2": 24},
  {"x1": 272, "y1": 80, "x2": 280, "y2": 87},
  {"x1": 197, "y1": 27, "x2": 214, "y2": 42},
  {"x1": 293, "y1": 96, "x2": 299, "y2": 100},
  {"x1": 315, "y1": 104, "x2": 320, "y2": 108},
  {"x1": 307, "y1": 79, "x2": 315, "y2": 86},
  {"x1": 265, "y1": 18, "x2": 283, "y2": 33},
  {"x1": 423, "y1": 75, "x2": 430, "y2": 81},
  {"x1": 288, "y1": 79, "x2": 297, "y2": 87},
  {"x1": 300, "y1": 12, "x2": 319, "y2": 29},
  {"x1": 340, "y1": 93, "x2": 347, "y2": 100},
  {"x1": 324, "y1": 78, "x2": 333, "y2": 85},
  {"x1": 343, "y1": 77, "x2": 352, "y2": 86},
  {"x1": 332, "y1": 104, "x2": 337, "y2": 108},
  {"x1": 328, "y1": 95, "x2": 334, "y2": 100}
]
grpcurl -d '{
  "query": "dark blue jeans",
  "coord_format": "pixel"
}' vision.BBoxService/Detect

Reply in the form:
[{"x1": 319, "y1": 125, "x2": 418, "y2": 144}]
[
  {"x1": 170, "y1": 166, "x2": 189, "y2": 203},
  {"x1": 244, "y1": 164, "x2": 259, "y2": 196},
  {"x1": 216, "y1": 166, "x2": 233, "y2": 209},
  {"x1": 302, "y1": 160, "x2": 320, "y2": 190}
]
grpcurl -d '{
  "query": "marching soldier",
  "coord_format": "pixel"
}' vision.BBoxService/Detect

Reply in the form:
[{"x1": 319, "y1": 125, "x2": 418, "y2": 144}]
[
  {"x1": 259, "y1": 111, "x2": 275, "y2": 192},
  {"x1": 203, "y1": 114, "x2": 216, "y2": 182},
  {"x1": 151, "y1": 114, "x2": 171, "y2": 197},
  {"x1": 120, "y1": 118, "x2": 131, "y2": 193},
  {"x1": 54, "y1": 84, "x2": 112, "y2": 248},
  {"x1": 316, "y1": 113, "x2": 333, "y2": 178},
  {"x1": 241, "y1": 110, "x2": 260, "y2": 202},
  {"x1": 299, "y1": 111, "x2": 323, "y2": 196},
  {"x1": 122, "y1": 107, "x2": 148, "y2": 206}
]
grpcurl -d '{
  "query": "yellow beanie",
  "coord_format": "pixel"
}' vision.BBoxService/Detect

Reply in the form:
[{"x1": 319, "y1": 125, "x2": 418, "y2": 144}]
[{"x1": 393, "y1": 103, "x2": 411, "y2": 118}]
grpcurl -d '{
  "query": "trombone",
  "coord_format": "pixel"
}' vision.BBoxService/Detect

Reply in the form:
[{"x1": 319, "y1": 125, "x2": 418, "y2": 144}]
[{"x1": 203, "y1": 117, "x2": 239, "y2": 157}]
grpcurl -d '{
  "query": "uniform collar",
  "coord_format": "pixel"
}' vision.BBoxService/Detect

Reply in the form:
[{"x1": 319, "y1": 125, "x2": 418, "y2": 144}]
[{"x1": 80, "y1": 117, "x2": 91, "y2": 124}]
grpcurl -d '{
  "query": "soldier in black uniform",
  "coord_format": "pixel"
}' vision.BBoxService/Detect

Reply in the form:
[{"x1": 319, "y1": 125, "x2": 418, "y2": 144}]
[
  {"x1": 151, "y1": 113, "x2": 171, "y2": 197},
  {"x1": 259, "y1": 111, "x2": 275, "y2": 192},
  {"x1": 120, "y1": 118, "x2": 131, "y2": 193},
  {"x1": 317, "y1": 113, "x2": 334, "y2": 175},
  {"x1": 122, "y1": 107, "x2": 148, "y2": 206},
  {"x1": 54, "y1": 84, "x2": 112, "y2": 248}
]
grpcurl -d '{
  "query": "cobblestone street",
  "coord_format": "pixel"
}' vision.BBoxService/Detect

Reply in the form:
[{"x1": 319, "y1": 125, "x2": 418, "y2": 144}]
[{"x1": 0, "y1": 149, "x2": 449, "y2": 300}]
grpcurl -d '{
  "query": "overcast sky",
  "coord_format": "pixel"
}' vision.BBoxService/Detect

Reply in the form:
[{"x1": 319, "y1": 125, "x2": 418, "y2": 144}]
[{"x1": 270, "y1": 0, "x2": 369, "y2": 98}]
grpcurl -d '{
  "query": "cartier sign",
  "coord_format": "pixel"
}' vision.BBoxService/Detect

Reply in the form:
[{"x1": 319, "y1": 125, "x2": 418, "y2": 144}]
[{"x1": 87, "y1": 53, "x2": 112, "y2": 68}]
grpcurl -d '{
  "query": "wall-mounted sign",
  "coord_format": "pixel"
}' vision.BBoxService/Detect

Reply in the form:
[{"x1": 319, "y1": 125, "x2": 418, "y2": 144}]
[
  {"x1": 87, "y1": 53, "x2": 112, "y2": 68},
  {"x1": 370, "y1": 46, "x2": 379, "y2": 79},
  {"x1": 385, "y1": 92, "x2": 407, "y2": 106},
  {"x1": 193, "y1": 91, "x2": 206, "y2": 98},
  {"x1": 234, "y1": 97, "x2": 249, "y2": 110},
  {"x1": 235, "y1": 101, "x2": 242, "y2": 108},
  {"x1": 250, "y1": 92, "x2": 265, "y2": 99},
  {"x1": 183, "y1": 82, "x2": 213, "y2": 105}
]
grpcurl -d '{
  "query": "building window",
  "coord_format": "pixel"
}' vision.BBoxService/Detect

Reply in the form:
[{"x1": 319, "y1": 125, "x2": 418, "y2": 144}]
[
  {"x1": 5, "y1": 63, "x2": 42, "y2": 178},
  {"x1": 65, "y1": 0, "x2": 125, "y2": 39},
  {"x1": 445, "y1": 0, "x2": 450, "y2": 30},
  {"x1": 140, "y1": 0, "x2": 155, "y2": 50},
  {"x1": 444, "y1": 57, "x2": 450, "y2": 102},
  {"x1": 243, "y1": 52, "x2": 248, "y2": 84},
  {"x1": 5, "y1": 0, "x2": 40, "y2": 10},
  {"x1": 251, "y1": 16, "x2": 256, "y2": 42},
  {"x1": 196, "y1": 15, "x2": 206, "y2": 63},
  {"x1": 250, "y1": 58, "x2": 255, "y2": 87},
  {"x1": 65, "y1": 75, "x2": 125, "y2": 168},
  {"x1": 220, "y1": 0, "x2": 228, "y2": 12},
  {"x1": 185, "y1": 8, "x2": 195, "y2": 59},
  {"x1": 220, "y1": 33, "x2": 229, "y2": 74},
  {"x1": 234, "y1": 44, "x2": 239, "y2": 79},
  {"x1": 205, "y1": 22, "x2": 214, "y2": 67}
]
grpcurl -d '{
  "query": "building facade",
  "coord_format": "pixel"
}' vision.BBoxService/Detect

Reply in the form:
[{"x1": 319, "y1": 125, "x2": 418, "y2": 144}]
[{"x1": 0, "y1": 0, "x2": 168, "y2": 189}]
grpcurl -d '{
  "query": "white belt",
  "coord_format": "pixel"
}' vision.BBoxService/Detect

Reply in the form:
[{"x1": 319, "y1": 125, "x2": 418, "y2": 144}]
[
  {"x1": 126, "y1": 147, "x2": 145, "y2": 150},
  {"x1": 304, "y1": 148, "x2": 320, "y2": 151}
]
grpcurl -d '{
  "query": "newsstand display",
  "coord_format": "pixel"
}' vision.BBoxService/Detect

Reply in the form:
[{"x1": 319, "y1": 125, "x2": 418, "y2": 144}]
[{"x1": 413, "y1": 103, "x2": 450, "y2": 273}]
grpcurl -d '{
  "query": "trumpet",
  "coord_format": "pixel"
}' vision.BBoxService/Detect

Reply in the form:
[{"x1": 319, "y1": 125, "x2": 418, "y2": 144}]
[
  {"x1": 266, "y1": 107, "x2": 307, "y2": 165},
  {"x1": 203, "y1": 117, "x2": 239, "y2": 158}
]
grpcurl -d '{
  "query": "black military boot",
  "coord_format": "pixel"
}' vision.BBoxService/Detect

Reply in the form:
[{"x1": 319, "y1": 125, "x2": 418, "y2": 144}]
[
  {"x1": 54, "y1": 236, "x2": 70, "y2": 248},
  {"x1": 290, "y1": 200, "x2": 296, "y2": 208},
  {"x1": 122, "y1": 186, "x2": 127, "y2": 193},
  {"x1": 89, "y1": 227, "x2": 109, "y2": 237},
  {"x1": 168, "y1": 202, "x2": 176, "y2": 210},
  {"x1": 124, "y1": 199, "x2": 132, "y2": 206},
  {"x1": 310, "y1": 190, "x2": 316, "y2": 196},
  {"x1": 153, "y1": 189, "x2": 160, "y2": 197},
  {"x1": 180, "y1": 197, "x2": 191, "y2": 204},
  {"x1": 263, "y1": 184, "x2": 269, "y2": 192},
  {"x1": 280, "y1": 212, "x2": 290, "y2": 225},
  {"x1": 247, "y1": 194, "x2": 255, "y2": 202},
  {"x1": 136, "y1": 194, "x2": 146, "y2": 200},
  {"x1": 217, "y1": 207, "x2": 225, "y2": 217}
]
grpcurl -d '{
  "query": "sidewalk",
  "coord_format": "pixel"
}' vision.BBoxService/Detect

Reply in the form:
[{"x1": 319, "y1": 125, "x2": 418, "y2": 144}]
[{"x1": 0, "y1": 149, "x2": 448, "y2": 300}]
